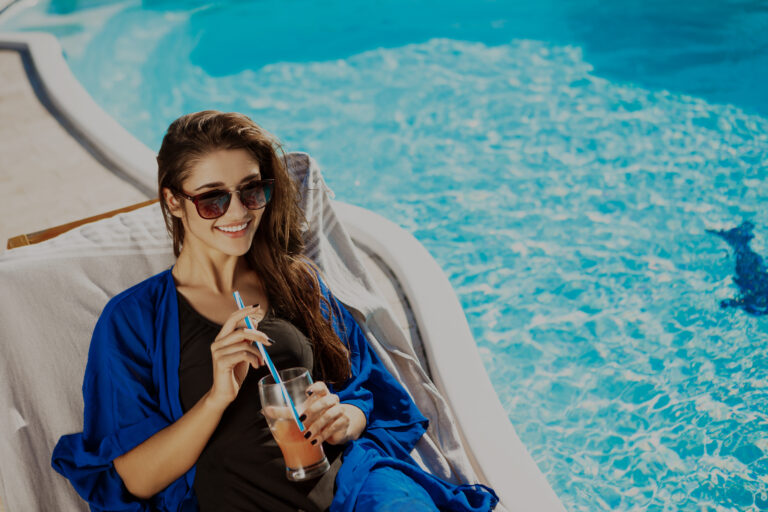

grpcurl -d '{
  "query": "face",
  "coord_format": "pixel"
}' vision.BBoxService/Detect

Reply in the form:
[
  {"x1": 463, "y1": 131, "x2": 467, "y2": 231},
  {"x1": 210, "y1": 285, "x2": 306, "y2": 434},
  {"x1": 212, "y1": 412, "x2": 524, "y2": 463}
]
[{"x1": 163, "y1": 148, "x2": 266, "y2": 257}]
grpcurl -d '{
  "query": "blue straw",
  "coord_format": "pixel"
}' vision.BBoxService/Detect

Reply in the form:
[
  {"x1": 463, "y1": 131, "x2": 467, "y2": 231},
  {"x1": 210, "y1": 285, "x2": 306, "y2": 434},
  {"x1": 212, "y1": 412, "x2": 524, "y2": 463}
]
[{"x1": 233, "y1": 291, "x2": 305, "y2": 432}]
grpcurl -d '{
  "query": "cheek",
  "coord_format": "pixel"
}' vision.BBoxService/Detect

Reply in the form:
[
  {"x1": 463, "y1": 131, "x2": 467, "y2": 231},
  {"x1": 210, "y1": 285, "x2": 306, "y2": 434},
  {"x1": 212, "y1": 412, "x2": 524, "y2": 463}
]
[
  {"x1": 180, "y1": 209, "x2": 195, "y2": 231},
  {"x1": 181, "y1": 209, "x2": 212, "y2": 237}
]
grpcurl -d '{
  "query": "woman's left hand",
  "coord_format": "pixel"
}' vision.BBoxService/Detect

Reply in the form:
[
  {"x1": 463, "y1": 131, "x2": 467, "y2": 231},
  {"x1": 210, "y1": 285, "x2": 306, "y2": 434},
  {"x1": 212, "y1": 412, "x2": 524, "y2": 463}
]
[{"x1": 300, "y1": 381, "x2": 367, "y2": 446}]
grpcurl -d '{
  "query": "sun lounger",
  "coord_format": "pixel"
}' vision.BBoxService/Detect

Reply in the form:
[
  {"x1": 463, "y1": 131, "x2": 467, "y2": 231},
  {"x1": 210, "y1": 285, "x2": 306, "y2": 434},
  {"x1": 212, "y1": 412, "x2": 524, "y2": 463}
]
[{"x1": 0, "y1": 152, "x2": 564, "y2": 512}]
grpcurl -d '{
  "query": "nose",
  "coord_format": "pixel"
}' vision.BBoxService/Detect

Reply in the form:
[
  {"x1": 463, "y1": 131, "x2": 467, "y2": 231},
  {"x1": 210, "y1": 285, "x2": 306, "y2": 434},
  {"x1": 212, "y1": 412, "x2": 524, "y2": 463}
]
[{"x1": 226, "y1": 190, "x2": 249, "y2": 217}]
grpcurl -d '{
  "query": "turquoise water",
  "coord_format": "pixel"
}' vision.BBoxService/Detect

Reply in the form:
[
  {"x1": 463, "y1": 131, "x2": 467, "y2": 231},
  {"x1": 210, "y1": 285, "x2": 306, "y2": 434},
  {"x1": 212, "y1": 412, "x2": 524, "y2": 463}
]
[{"x1": 3, "y1": 1, "x2": 768, "y2": 510}]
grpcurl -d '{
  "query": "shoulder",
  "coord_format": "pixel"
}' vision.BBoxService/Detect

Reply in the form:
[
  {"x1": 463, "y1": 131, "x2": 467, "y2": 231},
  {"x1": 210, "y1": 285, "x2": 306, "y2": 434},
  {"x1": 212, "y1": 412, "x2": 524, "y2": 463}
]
[
  {"x1": 308, "y1": 265, "x2": 341, "y2": 315},
  {"x1": 300, "y1": 258, "x2": 333, "y2": 300},
  {"x1": 314, "y1": 270, "x2": 332, "y2": 298},
  {"x1": 99, "y1": 268, "x2": 173, "y2": 321},
  {"x1": 89, "y1": 269, "x2": 174, "y2": 362}
]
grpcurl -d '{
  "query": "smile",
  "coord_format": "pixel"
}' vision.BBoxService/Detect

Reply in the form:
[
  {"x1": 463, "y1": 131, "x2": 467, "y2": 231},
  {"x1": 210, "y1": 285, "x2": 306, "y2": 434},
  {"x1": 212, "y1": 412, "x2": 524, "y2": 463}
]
[{"x1": 215, "y1": 220, "x2": 250, "y2": 234}]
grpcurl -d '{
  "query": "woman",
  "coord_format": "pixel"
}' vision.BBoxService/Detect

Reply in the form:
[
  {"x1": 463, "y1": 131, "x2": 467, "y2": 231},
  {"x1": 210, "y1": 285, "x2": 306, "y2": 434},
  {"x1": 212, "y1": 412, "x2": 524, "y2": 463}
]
[{"x1": 52, "y1": 111, "x2": 499, "y2": 511}]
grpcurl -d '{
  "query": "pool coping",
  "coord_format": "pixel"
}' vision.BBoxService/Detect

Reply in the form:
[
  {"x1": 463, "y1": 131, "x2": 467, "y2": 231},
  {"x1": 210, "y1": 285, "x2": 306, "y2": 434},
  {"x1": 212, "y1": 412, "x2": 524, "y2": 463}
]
[{"x1": 0, "y1": 30, "x2": 566, "y2": 512}]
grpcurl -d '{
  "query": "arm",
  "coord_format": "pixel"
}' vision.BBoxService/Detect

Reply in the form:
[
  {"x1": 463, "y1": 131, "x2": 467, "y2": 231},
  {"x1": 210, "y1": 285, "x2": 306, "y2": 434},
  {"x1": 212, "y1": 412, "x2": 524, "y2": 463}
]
[
  {"x1": 322, "y1": 276, "x2": 429, "y2": 435},
  {"x1": 113, "y1": 304, "x2": 270, "y2": 499},
  {"x1": 113, "y1": 390, "x2": 224, "y2": 499},
  {"x1": 301, "y1": 273, "x2": 429, "y2": 449}
]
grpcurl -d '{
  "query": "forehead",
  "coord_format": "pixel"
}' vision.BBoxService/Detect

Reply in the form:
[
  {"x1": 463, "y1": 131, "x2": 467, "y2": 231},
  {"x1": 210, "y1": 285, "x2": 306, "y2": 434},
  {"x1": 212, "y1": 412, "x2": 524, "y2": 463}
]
[{"x1": 185, "y1": 148, "x2": 261, "y2": 189}]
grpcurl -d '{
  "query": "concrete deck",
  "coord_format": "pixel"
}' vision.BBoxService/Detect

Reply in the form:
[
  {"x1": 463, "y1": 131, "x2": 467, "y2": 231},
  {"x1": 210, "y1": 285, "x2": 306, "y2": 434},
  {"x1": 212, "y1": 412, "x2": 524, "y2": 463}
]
[{"x1": 0, "y1": 48, "x2": 148, "y2": 252}]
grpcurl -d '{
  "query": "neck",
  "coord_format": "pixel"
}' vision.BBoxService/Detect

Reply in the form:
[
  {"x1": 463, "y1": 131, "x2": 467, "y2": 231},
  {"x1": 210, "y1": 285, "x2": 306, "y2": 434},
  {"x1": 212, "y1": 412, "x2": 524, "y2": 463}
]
[{"x1": 172, "y1": 242, "x2": 250, "y2": 295}]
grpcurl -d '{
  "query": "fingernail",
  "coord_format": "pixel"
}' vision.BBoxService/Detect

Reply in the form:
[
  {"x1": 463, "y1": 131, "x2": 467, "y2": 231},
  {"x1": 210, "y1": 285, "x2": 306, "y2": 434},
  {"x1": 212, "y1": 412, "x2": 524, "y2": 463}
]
[
  {"x1": 304, "y1": 431, "x2": 311, "y2": 439},
  {"x1": 252, "y1": 304, "x2": 260, "y2": 308},
  {"x1": 299, "y1": 414, "x2": 307, "y2": 422},
  {"x1": 307, "y1": 390, "x2": 313, "y2": 396},
  {"x1": 311, "y1": 439, "x2": 317, "y2": 445}
]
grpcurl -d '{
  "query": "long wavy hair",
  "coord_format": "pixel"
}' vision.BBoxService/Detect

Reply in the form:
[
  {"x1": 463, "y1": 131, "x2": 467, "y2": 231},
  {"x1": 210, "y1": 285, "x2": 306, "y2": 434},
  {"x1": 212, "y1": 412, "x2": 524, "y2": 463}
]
[{"x1": 157, "y1": 110, "x2": 351, "y2": 384}]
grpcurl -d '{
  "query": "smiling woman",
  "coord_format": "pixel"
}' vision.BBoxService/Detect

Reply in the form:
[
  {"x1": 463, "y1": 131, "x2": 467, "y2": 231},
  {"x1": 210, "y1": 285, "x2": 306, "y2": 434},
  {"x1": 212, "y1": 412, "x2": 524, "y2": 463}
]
[{"x1": 49, "y1": 110, "x2": 499, "y2": 512}]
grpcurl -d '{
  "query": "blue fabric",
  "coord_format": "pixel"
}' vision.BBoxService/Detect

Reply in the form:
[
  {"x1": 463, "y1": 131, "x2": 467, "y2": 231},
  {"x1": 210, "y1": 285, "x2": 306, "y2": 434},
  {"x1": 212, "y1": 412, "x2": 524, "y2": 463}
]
[
  {"x1": 52, "y1": 267, "x2": 499, "y2": 511},
  {"x1": 355, "y1": 466, "x2": 440, "y2": 512}
]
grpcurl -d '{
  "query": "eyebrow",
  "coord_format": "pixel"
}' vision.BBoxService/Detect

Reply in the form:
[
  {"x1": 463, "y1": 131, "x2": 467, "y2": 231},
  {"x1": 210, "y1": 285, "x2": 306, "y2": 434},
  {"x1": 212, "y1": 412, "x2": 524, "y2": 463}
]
[{"x1": 193, "y1": 173, "x2": 262, "y2": 192}]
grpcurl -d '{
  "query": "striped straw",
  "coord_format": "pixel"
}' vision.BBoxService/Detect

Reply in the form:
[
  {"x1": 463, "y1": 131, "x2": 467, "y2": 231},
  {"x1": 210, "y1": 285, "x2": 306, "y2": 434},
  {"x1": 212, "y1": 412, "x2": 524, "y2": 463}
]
[{"x1": 233, "y1": 291, "x2": 305, "y2": 432}]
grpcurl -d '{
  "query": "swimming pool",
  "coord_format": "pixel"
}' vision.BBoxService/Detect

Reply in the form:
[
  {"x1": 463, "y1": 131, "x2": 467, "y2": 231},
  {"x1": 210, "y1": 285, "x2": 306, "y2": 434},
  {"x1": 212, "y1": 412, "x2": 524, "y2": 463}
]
[{"x1": 3, "y1": 1, "x2": 768, "y2": 510}]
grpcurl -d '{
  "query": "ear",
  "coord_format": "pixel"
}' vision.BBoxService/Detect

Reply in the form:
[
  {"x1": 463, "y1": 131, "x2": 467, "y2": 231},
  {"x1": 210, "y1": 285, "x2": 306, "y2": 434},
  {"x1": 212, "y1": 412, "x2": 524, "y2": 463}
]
[{"x1": 162, "y1": 187, "x2": 184, "y2": 219}]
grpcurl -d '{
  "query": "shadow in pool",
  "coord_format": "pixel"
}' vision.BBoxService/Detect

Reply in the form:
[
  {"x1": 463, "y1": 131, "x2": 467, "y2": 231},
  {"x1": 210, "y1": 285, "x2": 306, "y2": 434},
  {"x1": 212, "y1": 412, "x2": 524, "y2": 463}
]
[{"x1": 708, "y1": 221, "x2": 768, "y2": 316}]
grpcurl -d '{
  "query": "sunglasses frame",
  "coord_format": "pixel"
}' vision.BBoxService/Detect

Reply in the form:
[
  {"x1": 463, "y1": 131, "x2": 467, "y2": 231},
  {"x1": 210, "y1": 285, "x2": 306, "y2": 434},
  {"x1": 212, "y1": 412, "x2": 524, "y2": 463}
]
[{"x1": 175, "y1": 179, "x2": 275, "y2": 219}]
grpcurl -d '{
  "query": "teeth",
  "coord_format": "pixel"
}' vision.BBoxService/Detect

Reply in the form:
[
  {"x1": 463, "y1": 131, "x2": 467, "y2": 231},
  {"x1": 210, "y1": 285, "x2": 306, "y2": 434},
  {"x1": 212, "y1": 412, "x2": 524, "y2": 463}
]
[{"x1": 216, "y1": 222, "x2": 248, "y2": 233}]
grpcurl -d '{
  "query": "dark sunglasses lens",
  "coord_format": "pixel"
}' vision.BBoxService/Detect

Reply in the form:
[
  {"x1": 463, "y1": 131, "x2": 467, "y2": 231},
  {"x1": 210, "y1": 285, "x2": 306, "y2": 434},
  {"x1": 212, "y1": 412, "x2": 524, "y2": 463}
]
[
  {"x1": 241, "y1": 182, "x2": 273, "y2": 210},
  {"x1": 197, "y1": 192, "x2": 231, "y2": 219}
]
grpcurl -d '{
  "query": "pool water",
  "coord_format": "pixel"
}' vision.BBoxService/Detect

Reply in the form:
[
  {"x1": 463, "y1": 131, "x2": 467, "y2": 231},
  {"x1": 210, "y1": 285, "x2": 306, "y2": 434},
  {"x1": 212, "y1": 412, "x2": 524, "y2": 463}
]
[{"x1": 3, "y1": 1, "x2": 768, "y2": 510}]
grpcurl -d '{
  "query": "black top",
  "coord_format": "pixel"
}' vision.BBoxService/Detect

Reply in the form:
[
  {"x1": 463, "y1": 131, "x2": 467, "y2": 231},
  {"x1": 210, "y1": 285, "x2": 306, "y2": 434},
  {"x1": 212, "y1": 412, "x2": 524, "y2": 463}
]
[{"x1": 176, "y1": 291, "x2": 343, "y2": 512}]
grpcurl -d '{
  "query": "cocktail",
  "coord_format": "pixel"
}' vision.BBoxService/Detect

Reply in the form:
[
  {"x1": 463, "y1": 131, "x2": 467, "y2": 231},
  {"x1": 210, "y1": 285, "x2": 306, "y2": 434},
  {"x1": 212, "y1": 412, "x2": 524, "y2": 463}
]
[{"x1": 258, "y1": 367, "x2": 330, "y2": 481}]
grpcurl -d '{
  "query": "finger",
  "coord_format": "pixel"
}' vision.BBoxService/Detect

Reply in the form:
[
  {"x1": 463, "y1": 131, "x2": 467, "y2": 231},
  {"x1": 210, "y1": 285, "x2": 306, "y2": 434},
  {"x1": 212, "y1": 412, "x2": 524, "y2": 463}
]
[
  {"x1": 214, "y1": 348, "x2": 264, "y2": 371},
  {"x1": 315, "y1": 414, "x2": 350, "y2": 445},
  {"x1": 213, "y1": 341, "x2": 265, "y2": 363},
  {"x1": 301, "y1": 381, "x2": 331, "y2": 413},
  {"x1": 218, "y1": 305, "x2": 261, "y2": 339},
  {"x1": 212, "y1": 327, "x2": 271, "y2": 349},
  {"x1": 301, "y1": 392, "x2": 340, "y2": 426},
  {"x1": 234, "y1": 309, "x2": 267, "y2": 333},
  {"x1": 243, "y1": 328, "x2": 273, "y2": 346},
  {"x1": 241, "y1": 310, "x2": 266, "y2": 329},
  {"x1": 214, "y1": 350, "x2": 264, "y2": 372},
  {"x1": 218, "y1": 305, "x2": 262, "y2": 339},
  {"x1": 305, "y1": 381, "x2": 330, "y2": 398},
  {"x1": 304, "y1": 404, "x2": 344, "y2": 444}
]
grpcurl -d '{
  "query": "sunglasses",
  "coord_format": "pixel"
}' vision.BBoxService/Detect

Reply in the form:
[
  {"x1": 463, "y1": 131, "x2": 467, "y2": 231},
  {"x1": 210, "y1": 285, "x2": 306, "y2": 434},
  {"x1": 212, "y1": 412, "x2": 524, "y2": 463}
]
[{"x1": 175, "y1": 179, "x2": 275, "y2": 219}]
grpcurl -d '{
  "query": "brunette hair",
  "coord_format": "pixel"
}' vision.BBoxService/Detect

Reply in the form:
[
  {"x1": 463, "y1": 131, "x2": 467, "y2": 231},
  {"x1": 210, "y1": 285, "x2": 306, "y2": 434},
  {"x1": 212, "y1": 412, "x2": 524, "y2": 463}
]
[{"x1": 157, "y1": 110, "x2": 351, "y2": 383}]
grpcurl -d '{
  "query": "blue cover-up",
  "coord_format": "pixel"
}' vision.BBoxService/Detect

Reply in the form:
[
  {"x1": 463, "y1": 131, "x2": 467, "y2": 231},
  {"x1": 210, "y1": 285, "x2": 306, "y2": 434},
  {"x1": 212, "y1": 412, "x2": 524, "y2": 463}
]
[{"x1": 51, "y1": 268, "x2": 499, "y2": 511}]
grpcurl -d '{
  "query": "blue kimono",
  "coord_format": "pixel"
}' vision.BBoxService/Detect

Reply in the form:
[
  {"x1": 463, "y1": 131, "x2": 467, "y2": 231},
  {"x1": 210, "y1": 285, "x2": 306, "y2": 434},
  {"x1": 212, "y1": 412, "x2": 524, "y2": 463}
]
[{"x1": 52, "y1": 268, "x2": 499, "y2": 511}]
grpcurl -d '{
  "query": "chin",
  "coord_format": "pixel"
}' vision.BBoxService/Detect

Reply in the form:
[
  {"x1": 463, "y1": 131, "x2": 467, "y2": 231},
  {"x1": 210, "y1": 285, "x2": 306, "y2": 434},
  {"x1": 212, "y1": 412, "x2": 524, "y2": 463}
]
[
  {"x1": 223, "y1": 239, "x2": 254, "y2": 257},
  {"x1": 202, "y1": 233, "x2": 254, "y2": 257}
]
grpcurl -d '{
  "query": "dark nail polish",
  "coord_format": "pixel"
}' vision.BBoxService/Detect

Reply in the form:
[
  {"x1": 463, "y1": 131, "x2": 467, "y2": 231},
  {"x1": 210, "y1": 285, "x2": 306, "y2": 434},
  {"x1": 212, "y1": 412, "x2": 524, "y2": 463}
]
[
  {"x1": 304, "y1": 431, "x2": 311, "y2": 439},
  {"x1": 299, "y1": 414, "x2": 307, "y2": 422},
  {"x1": 252, "y1": 303, "x2": 259, "y2": 308},
  {"x1": 311, "y1": 439, "x2": 317, "y2": 445},
  {"x1": 307, "y1": 391, "x2": 313, "y2": 396}
]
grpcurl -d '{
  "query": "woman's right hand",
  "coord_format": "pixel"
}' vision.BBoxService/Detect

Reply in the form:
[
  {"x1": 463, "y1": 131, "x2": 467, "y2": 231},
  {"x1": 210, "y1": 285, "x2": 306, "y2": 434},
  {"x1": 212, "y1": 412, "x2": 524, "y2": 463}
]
[
  {"x1": 114, "y1": 304, "x2": 270, "y2": 499},
  {"x1": 208, "y1": 305, "x2": 271, "y2": 410}
]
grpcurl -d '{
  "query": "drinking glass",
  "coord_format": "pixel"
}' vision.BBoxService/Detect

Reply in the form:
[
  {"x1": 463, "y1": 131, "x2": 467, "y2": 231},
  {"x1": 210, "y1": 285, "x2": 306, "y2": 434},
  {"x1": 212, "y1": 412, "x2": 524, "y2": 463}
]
[{"x1": 258, "y1": 367, "x2": 330, "y2": 481}]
